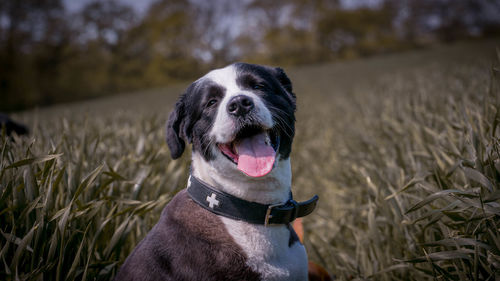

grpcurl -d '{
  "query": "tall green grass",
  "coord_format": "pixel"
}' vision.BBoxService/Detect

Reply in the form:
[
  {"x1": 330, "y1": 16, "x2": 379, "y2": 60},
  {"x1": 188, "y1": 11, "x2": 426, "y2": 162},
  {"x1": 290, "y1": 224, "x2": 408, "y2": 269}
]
[
  {"x1": 1, "y1": 41, "x2": 499, "y2": 280},
  {"x1": 297, "y1": 48, "x2": 500, "y2": 280},
  {"x1": 0, "y1": 113, "x2": 191, "y2": 280}
]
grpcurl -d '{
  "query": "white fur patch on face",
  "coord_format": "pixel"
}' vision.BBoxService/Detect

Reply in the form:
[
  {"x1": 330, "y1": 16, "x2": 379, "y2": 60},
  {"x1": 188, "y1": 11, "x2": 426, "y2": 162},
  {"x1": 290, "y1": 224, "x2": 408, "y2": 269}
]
[
  {"x1": 221, "y1": 217, "x2": 308, "y2": 281},
  {"x1": 204, "y1": 65, "x2": 273, "y2": 144}
]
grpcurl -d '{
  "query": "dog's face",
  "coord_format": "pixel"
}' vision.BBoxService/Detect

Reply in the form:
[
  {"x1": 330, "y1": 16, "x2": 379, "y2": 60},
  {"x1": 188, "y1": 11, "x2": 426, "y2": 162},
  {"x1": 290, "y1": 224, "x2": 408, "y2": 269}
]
[{"x1": 166, "y1": 63, "x2": 296, "y2": 179}]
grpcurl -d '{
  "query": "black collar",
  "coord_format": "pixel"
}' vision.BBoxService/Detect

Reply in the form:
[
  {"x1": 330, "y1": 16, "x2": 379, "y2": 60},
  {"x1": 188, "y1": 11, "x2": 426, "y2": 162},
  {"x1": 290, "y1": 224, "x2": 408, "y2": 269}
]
[{"x1": 187, "y1": 175, "x2": 319, "y2": 226}]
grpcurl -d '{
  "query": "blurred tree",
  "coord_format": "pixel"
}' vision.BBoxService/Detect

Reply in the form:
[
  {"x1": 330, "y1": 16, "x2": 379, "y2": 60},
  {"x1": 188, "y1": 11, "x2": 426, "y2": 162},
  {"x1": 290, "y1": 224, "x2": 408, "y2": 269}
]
[
  {"x1": 123, "y1": 0, "x2": 201, "y2": 87},
  {"x1": 316, "y1": 4, "x2": 398, "y2": 59},
  {"x1": 80, "y1": 0, "x2": 136, "y2": 50},
  {"x1": 0, "y1": 0, "x2": 69, "y2": 110},
  {"x1": 73, "y1": 0, "x2": 138, "y2": 96},
  {"x1": 191, "y1": 0, "x2": 243, "y2": 68},
  {"x1": 1, "y1": 0, "x2": 499, "y2": 111},
  {"x1": 391, "y1": 0, "x2": 500, "y2": 44},
  {"x1": 241, "y1": 0, "x2": 339, "y2": 65}
]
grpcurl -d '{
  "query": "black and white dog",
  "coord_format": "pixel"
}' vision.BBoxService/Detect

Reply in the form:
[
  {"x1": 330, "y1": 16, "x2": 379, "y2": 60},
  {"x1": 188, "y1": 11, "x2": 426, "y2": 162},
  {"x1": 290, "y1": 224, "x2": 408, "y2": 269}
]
[{"x1": 116, "y1": 63, "x2": 318, "y2": 281}]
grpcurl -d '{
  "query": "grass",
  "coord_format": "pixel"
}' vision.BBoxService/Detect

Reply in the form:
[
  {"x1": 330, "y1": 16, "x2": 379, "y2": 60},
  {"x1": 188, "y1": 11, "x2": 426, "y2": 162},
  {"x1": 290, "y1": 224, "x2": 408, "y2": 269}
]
[{"x1": 1, "y1": 39, "x2": 500, "y2": 280}]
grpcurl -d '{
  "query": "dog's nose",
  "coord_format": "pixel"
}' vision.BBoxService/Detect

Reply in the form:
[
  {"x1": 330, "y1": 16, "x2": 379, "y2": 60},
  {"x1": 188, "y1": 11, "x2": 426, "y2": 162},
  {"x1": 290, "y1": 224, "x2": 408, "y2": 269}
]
[{"x1": 227, "y1": 95, "x2": 254, "y2": 116}]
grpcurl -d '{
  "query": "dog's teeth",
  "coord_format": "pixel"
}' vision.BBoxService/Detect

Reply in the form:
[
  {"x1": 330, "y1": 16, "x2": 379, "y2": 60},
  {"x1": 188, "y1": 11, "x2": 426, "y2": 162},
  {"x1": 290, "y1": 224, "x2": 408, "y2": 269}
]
[{"x1": 265, "y1": 134, "x2": 271, "y2": 146}]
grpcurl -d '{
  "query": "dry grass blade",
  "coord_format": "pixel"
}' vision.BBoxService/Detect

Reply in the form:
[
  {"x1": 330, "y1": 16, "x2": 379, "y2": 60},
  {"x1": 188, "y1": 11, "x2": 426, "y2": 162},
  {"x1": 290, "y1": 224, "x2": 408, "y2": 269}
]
[
  {"x1": 404, "y1": 250, "x2": 479, "y2": 263},
  {"x1": 461, "y1": 167, "x2": 494, "y2": 192},
  {"x1": 405, "y1": 190, "x2": 477, "y2": 214},
  {"x1": 4, "y1": 154, "x2": 63, "y2": 169}
]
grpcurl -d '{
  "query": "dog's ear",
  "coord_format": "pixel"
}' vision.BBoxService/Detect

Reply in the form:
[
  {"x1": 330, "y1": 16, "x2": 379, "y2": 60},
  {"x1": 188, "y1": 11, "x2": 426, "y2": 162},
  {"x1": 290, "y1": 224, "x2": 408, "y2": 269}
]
[
  {"x1": 166, "y1": 83, "x2": 198, "y2": 159},
  {"x1": 166, "y1": 98, "x2": 187, "y2": 159},
  {"x1": 274, "y1": 67, "x2": 296, "y2": 109},
  {"x1": 274, "y1": 67, "x2": 296, "y2": 101}
]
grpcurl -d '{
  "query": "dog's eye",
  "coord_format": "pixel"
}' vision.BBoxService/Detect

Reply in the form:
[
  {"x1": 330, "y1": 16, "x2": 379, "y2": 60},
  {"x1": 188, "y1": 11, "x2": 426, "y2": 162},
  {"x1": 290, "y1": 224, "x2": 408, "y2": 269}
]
[
  {"x1": 206, "y1": 99, "x2": 218, "y2": 107},
  {"x1": 253, "y1": 84, "x2": 265, "y2": 90}
]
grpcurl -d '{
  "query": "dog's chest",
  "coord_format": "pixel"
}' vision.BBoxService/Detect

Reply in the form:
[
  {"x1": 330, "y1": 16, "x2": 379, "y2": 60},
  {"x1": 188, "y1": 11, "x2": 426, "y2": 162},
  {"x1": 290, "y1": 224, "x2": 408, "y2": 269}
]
[{"x1": 221, "y1": 217, "x2": 308, "y2": 281}]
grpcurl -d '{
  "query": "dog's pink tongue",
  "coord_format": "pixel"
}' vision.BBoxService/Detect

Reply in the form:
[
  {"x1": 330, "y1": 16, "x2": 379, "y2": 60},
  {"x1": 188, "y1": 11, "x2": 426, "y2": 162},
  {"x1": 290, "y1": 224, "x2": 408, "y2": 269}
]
[{"x1": 236, "y1": 132, "x2": 276, "y2": 177}]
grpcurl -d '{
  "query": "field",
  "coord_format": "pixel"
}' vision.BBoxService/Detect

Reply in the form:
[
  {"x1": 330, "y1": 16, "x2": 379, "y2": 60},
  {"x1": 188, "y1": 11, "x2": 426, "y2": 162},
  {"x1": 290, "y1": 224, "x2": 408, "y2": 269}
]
[{"x1": 1, "y1": 39, "x2": 500, "y2": 280}]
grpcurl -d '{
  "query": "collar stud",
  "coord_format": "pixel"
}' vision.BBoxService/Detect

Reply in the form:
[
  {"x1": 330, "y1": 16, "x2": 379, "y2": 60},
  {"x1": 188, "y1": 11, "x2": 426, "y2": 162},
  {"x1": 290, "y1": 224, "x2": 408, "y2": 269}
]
[{"x1": 206, "y1": 193, "x2": 220, "y2": 209}]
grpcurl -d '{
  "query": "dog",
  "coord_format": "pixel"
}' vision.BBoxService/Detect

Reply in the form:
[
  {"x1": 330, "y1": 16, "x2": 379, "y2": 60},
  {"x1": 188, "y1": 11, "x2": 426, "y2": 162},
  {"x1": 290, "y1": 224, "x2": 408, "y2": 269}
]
[
  {"x1": 115, "y1": 63, "x2": 318, "y2": 281},
  {"x1": 0, "y1": 113, "x2": 29, "y2": 137}
]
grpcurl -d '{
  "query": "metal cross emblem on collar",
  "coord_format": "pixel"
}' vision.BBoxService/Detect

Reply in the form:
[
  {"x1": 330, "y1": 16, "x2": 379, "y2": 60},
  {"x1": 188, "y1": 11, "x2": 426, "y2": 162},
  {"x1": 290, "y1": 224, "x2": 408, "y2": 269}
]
[{"x1": 206, "y1": 193, "x2": 220, "y2": 209}]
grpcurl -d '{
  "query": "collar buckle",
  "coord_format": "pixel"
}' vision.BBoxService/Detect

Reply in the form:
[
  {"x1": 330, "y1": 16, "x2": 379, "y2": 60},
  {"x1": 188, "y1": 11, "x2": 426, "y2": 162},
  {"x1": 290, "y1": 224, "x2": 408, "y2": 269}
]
[
  {"x1": 264, "y1": 199, "x2": 299, "y2": 227},
  {"x1": 264, "y1": 202, "x2": 285, "y2": 227}
]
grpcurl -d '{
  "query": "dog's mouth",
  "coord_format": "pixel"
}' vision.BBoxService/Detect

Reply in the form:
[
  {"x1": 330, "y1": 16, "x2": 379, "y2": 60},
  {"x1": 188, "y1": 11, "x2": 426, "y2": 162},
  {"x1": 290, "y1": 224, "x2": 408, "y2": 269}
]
[{"x1": 217, "y1": 125, "x2": 280, "y2": 178}]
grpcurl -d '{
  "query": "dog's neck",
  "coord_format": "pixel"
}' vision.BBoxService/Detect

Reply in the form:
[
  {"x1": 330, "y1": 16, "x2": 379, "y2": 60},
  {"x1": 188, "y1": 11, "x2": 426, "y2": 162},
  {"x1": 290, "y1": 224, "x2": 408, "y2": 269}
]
[{"x1": 191, "y1": 152, "x2": 291, "y2": 205}]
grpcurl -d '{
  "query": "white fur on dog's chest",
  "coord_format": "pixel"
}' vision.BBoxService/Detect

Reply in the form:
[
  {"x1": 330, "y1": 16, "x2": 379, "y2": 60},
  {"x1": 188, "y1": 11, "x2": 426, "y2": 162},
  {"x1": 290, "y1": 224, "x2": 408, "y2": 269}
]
[{"x1": 221, "y1": 217, "x2": 308, "y2": 281}]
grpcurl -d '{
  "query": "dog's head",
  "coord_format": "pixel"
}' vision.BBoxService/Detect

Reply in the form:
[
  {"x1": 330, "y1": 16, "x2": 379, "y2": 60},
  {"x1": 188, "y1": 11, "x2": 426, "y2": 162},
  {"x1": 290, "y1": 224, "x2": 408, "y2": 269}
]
[{"x1": 166, "y1": 63, "x2": 296, "y2": 180}]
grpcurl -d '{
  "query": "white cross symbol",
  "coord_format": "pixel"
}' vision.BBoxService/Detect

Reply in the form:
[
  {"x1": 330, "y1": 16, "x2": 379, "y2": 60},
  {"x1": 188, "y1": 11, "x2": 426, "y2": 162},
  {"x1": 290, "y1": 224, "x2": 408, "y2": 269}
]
[{"x1": 206, "y1": 193, "x2": 220, "y2": 209}]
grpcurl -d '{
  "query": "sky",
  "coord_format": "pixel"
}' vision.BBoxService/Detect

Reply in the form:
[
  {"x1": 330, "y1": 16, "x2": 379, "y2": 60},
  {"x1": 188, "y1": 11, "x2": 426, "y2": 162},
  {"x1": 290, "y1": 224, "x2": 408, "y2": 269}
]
[
  {"x1": 63, "y1": 0, "x2": 384, "y2": 16},
  {"x1": 64, "y1": 0, "x2": 156, "y2": 15}
]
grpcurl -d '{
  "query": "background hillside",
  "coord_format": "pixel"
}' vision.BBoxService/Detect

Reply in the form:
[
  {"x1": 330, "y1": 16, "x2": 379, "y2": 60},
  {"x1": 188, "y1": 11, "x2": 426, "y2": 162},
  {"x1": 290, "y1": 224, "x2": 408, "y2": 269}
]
[{"x1": 1, "y1": 39, "x2": 499, "y2": 280}]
